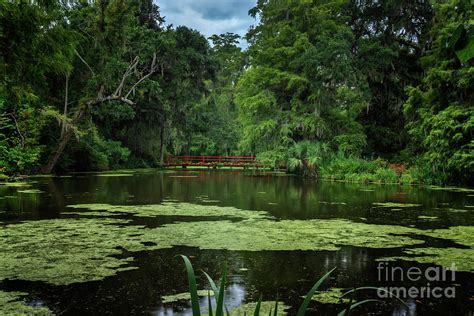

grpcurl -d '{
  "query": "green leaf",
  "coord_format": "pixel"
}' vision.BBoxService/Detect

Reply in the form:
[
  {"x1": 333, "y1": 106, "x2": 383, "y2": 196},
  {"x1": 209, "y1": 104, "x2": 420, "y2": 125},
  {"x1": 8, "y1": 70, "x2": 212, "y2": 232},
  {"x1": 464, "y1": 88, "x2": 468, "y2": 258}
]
[
  {"x1": 341, "y1": 286, "x2": 408, "y2": 308},
  {"x1": 447, "y1": 25, "x2": 465, "y2": 50},
  {"x1": 203, "y1": 271, "x2": 220, "y2": 296},
  {"x1": 337, "y1": 299, "x2": 381, "y2": 316},
  {"x1": 208, "y1": 291, "x2": 214, "y2": 316},
  {"x1": 253, "y1": 295, "x2": 262, "y2": 316},
  {"x1": 180, "y1": 255, "x2": 201, "y2": 316},
  {"x1": 455, "y1": 34, "x2": 474, "y2": 63},
  {"x1": 296, "y1": 267, "x2": 336, "y2": 316},
  {"x1": 216, "y1": 264, "x2": 227, "y2": 316}
]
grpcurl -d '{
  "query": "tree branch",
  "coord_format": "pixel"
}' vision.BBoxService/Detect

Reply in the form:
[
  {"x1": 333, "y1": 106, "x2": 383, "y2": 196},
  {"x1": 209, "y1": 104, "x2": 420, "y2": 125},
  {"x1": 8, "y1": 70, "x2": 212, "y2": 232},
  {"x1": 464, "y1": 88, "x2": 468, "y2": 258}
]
[
  {"x1": 8, "y1": 113, "x2": 25, "y2": 148},
  {"x1": 114, "y1": 56, "x2": 140, "y2": 97},
  {"x1": 74, "y1": 49, "x2": 95, "y2": 76},
  {"x1": 125, "y1": 53, "x2": 157, "y2": 98}
]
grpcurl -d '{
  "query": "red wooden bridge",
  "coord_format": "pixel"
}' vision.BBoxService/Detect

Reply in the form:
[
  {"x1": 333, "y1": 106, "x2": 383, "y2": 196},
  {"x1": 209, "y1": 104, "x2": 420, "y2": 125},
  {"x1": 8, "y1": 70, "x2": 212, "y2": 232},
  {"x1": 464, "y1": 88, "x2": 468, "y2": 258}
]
[{"x1": 165, "y1": 156, "x2": 258, "y2": 168}]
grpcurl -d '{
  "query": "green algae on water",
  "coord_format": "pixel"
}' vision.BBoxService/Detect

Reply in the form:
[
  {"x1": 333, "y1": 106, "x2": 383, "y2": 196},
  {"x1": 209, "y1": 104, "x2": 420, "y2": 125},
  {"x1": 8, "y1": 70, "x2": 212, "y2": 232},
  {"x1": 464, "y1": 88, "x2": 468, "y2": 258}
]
[
  {"x1": 379, "y1": 225, "x2": 474, "y2": 272},
  {"x1": 424, "y1": 225, "x2": 474, "y2": 247},
  {"x1": 0, "y1": 182, "x2": 33, "y2": 187},
  {"x1": 161, "y1": 290, "x2": 214, "y2": 304},
  {"x1": 0, "y1": 291, "x2": 53, "y2": 315},
  {"x1": 17, "y1": 189, "x2": 44, "y2": 194},
  {"x1": 380, "y1": 247, "x2": 474, "y2": 272},
  {"x1": 426, "y1": 186, "x2": 474, "y2": 193},
  {"x1": 445, "y1": 208, "x2": 468, "y2": 213},
  {"x1": 0, "y1": 218, "x2": 170, "y2": 285},
  {"x1": 61, "y1": 211, "x2": 123, "y2": 217},
  {"x1": 67, "y1": 202, "x2": 270, "y2": 220},
  {"x1": 1, "y1": 202, "x2": 428, "y2": 285},
  {"x1": 310, "y1": 288, "x2": 349, "y2": 304},
  {"x1": 94, "y1": 173, "x2": 134, "y2": 177},
  {"x1": 148, "y1": 218, "x2": 424, "y2": 252},
  {"x1": 225, "y1": 301, "x2": 289, "y2": 315},
  {"x1": 372, "y1": 202, "x2": 421, "y2": 208},
  {"x1": 319, "y1": 201, "x2": 347, "y2": 205},
  {"x1": 67, "y1": 202, "x2": 425, "y2": 251},
  {"x1": 417, "y1": 215, "x2": 438, "y2": 220}
]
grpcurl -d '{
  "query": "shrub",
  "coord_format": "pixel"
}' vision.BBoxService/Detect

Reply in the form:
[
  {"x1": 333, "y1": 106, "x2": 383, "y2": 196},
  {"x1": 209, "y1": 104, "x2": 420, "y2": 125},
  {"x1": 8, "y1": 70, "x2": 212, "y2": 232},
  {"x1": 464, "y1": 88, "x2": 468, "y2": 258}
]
[{"x1": 320, "y1": 155, "x2": 399, "y2": 184}]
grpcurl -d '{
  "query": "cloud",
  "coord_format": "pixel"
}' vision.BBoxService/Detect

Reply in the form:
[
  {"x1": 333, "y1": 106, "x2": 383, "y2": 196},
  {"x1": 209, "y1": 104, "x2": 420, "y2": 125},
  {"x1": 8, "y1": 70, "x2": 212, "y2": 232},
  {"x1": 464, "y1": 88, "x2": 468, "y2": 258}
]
[{"x1": 156, "y1": 0, "x2": 257, "y2": 47}]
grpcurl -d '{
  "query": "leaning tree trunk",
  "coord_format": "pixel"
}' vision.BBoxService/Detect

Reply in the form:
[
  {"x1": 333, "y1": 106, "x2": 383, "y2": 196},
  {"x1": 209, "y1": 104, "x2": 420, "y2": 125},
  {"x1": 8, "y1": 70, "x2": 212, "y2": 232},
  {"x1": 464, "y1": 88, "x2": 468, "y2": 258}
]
[
  {"x1": 40, "y1": 53, "x2": 158, "y2": 173},
  {"x1": 41, "y1": 105, "x2": 87, "y2": 174},
  {"x1": 41, "y1": 130, "x2": 74, "y2": 174}
]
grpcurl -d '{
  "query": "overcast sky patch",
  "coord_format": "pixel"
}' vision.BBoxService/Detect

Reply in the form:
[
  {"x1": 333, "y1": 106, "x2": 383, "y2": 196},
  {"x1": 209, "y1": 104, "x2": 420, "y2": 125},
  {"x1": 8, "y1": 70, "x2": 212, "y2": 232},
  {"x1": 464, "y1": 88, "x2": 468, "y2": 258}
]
[{"x1": 157, "y1": 0, "x2": 257, "y2": 47}]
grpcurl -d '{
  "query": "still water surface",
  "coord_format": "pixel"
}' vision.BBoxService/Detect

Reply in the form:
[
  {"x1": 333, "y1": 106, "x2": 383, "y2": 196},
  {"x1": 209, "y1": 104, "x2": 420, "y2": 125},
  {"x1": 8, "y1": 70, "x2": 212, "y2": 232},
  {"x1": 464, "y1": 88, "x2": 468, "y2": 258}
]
[{"x1": 1, "y1": 169, "x2": 473, "y2": 315}]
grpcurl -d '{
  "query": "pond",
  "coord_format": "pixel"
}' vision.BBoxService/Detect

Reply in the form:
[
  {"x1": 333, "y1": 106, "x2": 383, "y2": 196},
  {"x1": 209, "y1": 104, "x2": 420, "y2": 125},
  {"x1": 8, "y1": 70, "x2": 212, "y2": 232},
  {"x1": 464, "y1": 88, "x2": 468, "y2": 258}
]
[{"x1": 0, "y1": 169, "x2": 473, "y2": 315}]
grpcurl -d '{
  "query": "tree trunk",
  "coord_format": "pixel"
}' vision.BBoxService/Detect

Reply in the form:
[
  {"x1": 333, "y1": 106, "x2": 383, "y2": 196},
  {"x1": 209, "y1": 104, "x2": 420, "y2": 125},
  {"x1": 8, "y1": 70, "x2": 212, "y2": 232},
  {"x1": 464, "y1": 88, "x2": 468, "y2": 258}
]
[
  {"x1": 41, "y1": 130, "x2": 73, "y2": 174},
  {"x1": 61, "y1": 75, "x2": 69, "y2": 138},
  {"x1": 39, "y1": 52, "x2": 156, "y2": 173},
  {"x1": 159, "y1": 124, "x2": 166, "y2": 166},
  {"x1": 41, "y1": 106, "x2": 88, "y2": 174}
]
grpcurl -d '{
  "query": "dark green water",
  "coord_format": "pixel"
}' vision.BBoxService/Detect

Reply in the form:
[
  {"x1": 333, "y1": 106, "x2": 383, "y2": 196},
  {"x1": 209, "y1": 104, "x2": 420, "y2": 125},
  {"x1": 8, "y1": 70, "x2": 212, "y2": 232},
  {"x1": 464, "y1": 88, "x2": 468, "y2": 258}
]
[{"x1": 1, "y1": 169, "x2": 473, "y2": 315}]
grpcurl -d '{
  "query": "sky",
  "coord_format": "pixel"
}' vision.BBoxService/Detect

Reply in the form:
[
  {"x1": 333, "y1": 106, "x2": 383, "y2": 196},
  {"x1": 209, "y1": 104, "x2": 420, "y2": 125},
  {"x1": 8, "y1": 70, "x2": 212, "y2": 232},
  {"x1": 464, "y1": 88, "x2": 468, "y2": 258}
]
[{"x1": 156, "y1": 0, "x2": 257, "y2": 47}]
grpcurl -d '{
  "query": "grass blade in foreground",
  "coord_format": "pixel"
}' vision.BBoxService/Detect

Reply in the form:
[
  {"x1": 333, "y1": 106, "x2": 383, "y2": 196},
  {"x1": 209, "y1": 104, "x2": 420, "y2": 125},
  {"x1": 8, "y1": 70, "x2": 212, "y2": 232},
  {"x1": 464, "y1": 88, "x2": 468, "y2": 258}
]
[
  {"x1": 216, "y1": 263, "x2": 227, "y2": 316},
  {"x1": 253, "y1": 295, "x2": 262, "y2": 316},
  {"x1": 180, "y1": 255, "x2": 201, "y2": 316},
  {"x1": 337, "y1": 299, "x2": 381, "y2": 316},
  {"x1": 203, "y1": 271, "x2": 220, "y2": 297},
  {"x1": 296, "y1": 267, "x2": 336, "y2": 316},
  {"x1": 208, "y1": 291, "x2": 214, "y2": 316},
  {"x1": 342, "y1": 289, "x2": 354, "y2": 316},
  {"x1": 342, "y1": 287, "x2": 408, "y2": 308}
]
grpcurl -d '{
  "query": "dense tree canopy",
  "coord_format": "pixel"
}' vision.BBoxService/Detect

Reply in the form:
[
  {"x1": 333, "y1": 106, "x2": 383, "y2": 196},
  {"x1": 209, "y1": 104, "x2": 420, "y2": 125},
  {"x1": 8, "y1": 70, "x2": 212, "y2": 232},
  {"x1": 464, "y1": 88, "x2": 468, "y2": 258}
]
[
  {"x1": 0, "y1": 0, "x2": 472, "y2": 186},
  {"x1": 404, "y1": 0, "x2": 473, "y2": 185}
]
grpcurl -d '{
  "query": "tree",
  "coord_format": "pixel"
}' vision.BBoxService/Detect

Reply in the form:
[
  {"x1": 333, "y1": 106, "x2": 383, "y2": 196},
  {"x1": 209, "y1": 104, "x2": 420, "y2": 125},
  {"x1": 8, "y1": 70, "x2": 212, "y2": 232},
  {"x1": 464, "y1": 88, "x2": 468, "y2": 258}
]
[
  {"x1": 0, "y1": 0, "x2": 75, "y2": 174},
  {"x1": 404, "y1": 0, "x2": 473, "y2": 185},
  {"x1": 237, "y1": 0, "x2": 369, "y2": 159},
  {"x1": 40, "y1": 0, "x2": 160, "y2": 173},
  {"x1": 347, "y1": 0, "x2": 433, "y2": 157}
]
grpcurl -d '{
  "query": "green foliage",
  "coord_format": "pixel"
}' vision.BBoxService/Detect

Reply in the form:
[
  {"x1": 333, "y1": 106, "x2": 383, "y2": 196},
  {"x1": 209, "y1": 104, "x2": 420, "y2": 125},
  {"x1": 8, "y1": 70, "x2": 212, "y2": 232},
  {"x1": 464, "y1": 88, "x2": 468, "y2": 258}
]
[
  {"x1": 0, "y1": 98, "x2": 49, "y2": 174},
  {"x1": 0, "y1": 144, "x2": 42, "y2": 175},
  {"x1": 333, "y1": 134, "x2": 366, "y2": 157},
  {"x1": 404, "y1": 0, "x2": 473, "y2": 186},
  {"x1": 85, "y1": 136, "x2": 131, "y2": 171},
  {"x1": 321, "y1": 155, "x2": 398, "y2": 184},
  {"x1": 400, "y1": 164, "x2": 447, "y2": 186},
  {"x1": 0, "y1": 0, "x2": 470, "y2": 187},
  {"x1": 287, "y1": 141, "x2": 332, "y2": 177},
  {"x1": 347, "y1": 0, "x2": 433, "y2": 157},
  {"x1": 180, "y1": 256, "x2": 387, "y2": 315},
  {"x1": 236, "y1": 0, "x2": 369, "y2": 156}
]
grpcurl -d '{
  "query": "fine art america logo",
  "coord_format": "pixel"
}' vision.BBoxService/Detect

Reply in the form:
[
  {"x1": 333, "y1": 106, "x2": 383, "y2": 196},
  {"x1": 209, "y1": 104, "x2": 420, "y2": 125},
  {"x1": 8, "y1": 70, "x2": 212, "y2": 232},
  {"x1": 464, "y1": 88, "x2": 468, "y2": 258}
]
[{"x1": 377, "y1": 262, "x2": 457, "y2": 299}]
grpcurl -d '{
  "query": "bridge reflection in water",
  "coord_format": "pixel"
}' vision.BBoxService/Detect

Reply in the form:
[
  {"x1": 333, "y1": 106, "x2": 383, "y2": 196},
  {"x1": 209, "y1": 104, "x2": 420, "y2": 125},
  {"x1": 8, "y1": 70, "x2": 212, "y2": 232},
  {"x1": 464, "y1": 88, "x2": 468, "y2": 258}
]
[{"x1": 165, "y1": 156, "x2": 259, "y2": 168}]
